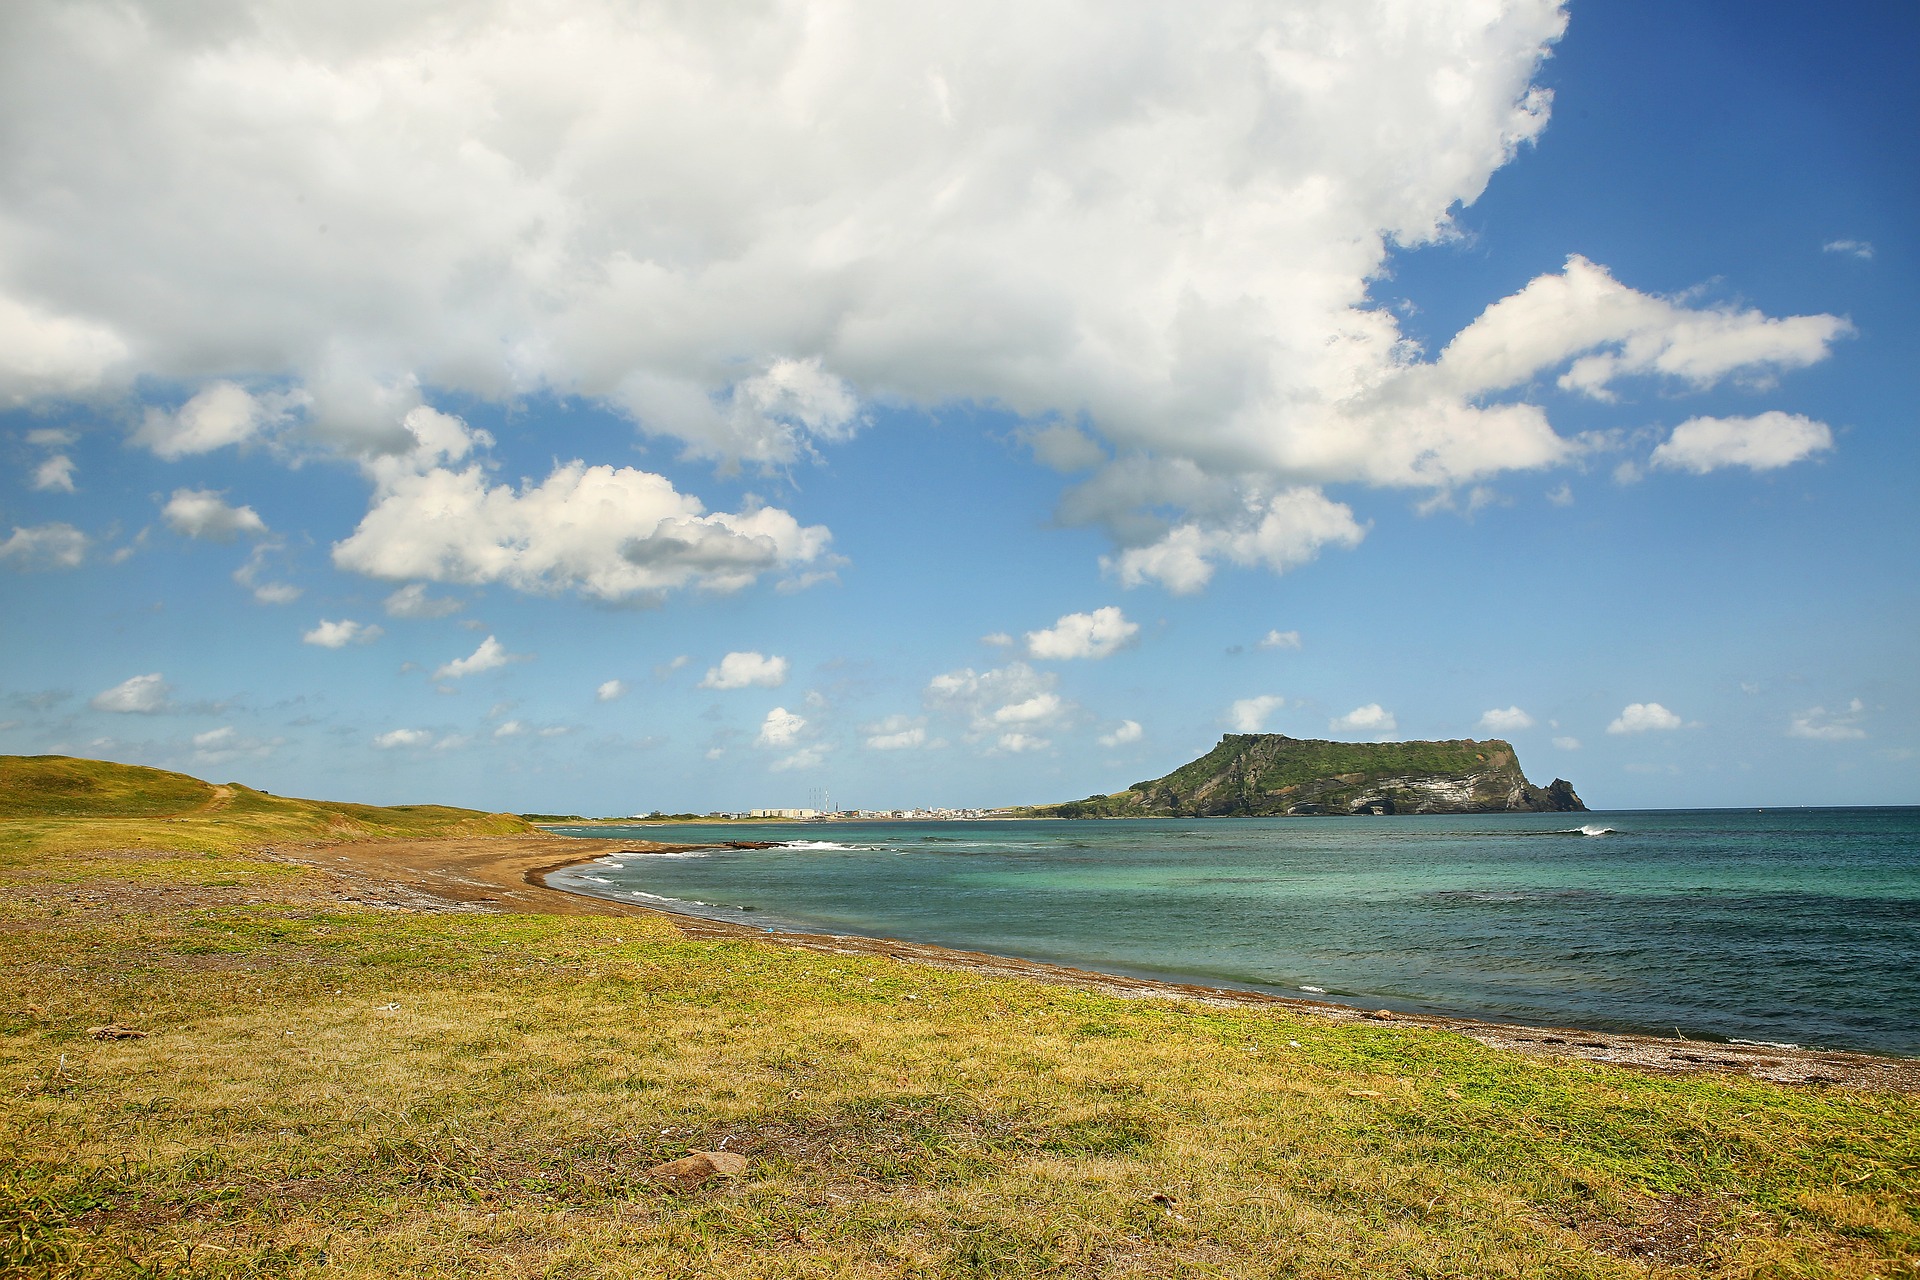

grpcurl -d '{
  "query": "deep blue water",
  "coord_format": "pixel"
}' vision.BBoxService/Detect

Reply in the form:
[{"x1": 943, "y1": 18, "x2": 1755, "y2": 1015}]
[{"x1": 546, "y1": 809, "x2": 1920, "y2": 1056}]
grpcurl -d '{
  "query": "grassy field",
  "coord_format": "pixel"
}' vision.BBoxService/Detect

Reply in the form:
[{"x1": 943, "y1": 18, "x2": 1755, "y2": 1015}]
[{"x1": 2, "y1": 757, "x2": 1916, "y2": 1278}]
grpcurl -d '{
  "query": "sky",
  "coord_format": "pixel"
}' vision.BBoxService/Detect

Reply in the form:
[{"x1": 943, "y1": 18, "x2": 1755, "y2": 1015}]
[{"x1": 1, "y1": 0, "x2": 1914, "y2": 815}]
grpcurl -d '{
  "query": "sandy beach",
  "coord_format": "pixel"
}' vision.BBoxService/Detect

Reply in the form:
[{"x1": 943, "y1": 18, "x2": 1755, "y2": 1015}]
[{"x1": 269, "y1": 833, "x2": 1919, "y2": 1093}]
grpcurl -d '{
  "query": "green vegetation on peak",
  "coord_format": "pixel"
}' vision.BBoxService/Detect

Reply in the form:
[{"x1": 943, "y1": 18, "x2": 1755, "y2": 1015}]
[{"x1": 1026, "y1": 734, "x2": 1585, "y2": 818}]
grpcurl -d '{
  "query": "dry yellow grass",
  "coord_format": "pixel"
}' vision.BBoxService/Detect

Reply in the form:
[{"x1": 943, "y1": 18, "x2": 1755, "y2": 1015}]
[{"x1": 1, "y1": 758, "x2": 1916, "y2": 1277}]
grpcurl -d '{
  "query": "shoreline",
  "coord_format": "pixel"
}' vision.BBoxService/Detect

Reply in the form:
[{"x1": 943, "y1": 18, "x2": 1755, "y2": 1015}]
[{"x1": 275, "y1": 833, "x2": 1919, "y2": 1093}]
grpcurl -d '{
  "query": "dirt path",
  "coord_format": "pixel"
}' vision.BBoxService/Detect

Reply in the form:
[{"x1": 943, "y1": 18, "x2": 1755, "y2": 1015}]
[{"x1": 269, "y1": 834, "x2": 1920, "y2": 1093}]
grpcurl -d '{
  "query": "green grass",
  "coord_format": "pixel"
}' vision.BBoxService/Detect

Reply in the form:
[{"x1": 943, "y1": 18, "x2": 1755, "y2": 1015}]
[{"x1": 2, "y1": 758, "x2": 1916, "y2": 1277}]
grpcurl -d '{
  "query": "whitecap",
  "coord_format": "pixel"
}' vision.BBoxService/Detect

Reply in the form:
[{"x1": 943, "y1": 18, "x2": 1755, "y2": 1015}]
[
  {"x1": 1579, "y1": 824, "x2": 1616, "y2": 836},
  {"x1": 1299, "y1": 985, "x2": 1326, "y2": 994}
]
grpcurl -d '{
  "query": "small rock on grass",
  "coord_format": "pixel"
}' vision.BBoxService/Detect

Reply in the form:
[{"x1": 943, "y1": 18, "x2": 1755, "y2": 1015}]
[
  {"x1": 88, "y1": 1024, "x2": 149, "y2": 1040},
  {"x1": 646, "y1": 1151, "x2": 749, "y2": 1191}
]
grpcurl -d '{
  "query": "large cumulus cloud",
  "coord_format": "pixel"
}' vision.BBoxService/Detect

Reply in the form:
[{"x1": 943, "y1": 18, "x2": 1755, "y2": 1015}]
[{"x1": 0, "y1": 0, "x2": 1847, "y2": 588}]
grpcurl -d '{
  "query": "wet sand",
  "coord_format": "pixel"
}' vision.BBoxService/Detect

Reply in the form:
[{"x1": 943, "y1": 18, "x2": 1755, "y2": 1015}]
[{"x1": 270, "y1": 834, "x2": 1920, "y2": 1093}]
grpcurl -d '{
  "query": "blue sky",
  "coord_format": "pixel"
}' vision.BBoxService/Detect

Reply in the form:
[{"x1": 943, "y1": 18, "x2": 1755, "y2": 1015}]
[{"x1": 1, "y1": 0, "x2": 1913, "y2": 813}]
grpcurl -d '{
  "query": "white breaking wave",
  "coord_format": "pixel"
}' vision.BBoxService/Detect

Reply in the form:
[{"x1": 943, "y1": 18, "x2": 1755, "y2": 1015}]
[
  {"x1": 777, "y1": 840, "x2": 865, "y2": 851},
  {"x1": 1299, "y1": 985, "x2": 1326, "y2": 994},
  {"x1": 1579, "y1": 824, "x2": 1617, "y2": 836}
]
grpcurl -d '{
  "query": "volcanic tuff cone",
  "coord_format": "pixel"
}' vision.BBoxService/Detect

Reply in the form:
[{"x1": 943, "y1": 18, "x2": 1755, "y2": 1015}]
[{"x1": 1030, "y1": 734, "x2": 1585, "y2": 818}]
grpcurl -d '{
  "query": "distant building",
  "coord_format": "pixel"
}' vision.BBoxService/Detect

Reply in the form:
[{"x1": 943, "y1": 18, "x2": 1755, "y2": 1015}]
[{"x1": 749, "y1": 807, "x2": 820, "y2": 819}]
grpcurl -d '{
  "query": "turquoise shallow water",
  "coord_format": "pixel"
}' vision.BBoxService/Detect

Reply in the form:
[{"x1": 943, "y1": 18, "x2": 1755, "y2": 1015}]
[{"x1": 546, "y1": 809, "x2": 1920, "y2": 1056}]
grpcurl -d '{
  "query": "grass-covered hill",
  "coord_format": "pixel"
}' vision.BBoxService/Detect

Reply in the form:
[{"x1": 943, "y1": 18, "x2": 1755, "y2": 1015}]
[
  {"x1": 0, "y1": 754, "x2": 531, "y2": 849},
  {"x1": 1027, "y1": 734, "x2": 1584, "y2": 818}
]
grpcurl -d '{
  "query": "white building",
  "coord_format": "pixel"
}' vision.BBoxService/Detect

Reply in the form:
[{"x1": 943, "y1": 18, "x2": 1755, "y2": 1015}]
[{"x1": 749, "y1": 807, "x2": 820, "y2": 819}]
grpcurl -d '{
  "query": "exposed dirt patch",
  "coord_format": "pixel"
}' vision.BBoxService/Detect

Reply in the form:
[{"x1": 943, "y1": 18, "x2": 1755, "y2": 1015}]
[{"x1": 1569, "y1": 1192, "x2": 1737, "y2": 1272}]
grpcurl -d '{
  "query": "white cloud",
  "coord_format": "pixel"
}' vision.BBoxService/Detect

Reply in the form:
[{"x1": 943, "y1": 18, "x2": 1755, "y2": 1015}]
[
  {"x1": 597, "y1": 679, "x2": 628, "y2": 702},
  {"x1": 1478, "y1": 706, "x2": 1535, "y2": 733},
  {"x1": 771, "y1": 744, "x2": 829, "y2": 772},
  {"x1": 1823, "y1": 239, "x2": 1874, "y2": 261},
  {"x1": 302, "y1": 618, "x2": 383, "y2": 649},
  {"x1": 191, "y1": 725, "x2": 280, "y2": 764},
  {"x1": 1545, "y1": 482, "x2": 1574, "y2": 507},
  {"x1": 1648, "y1": 412, "x2": 1833, "y2": 474},
  {"x1": 865, "y1": 715, "x2": 930, "y2": 751},
  {"x1": 434, "y1": 635, "x2": 522, "y2": 680},
  {"x1": 25, "y1": 428, "x2": 74, "y2": 447},
  {"x1": 1106, "y1": 488, "x2": 1368, "y2": 594},
  {"x1": 1098, "y1": 719, "x2": 1143, "y2": 747},
  {"x1": 30, "y1": 454, "x2": 75, "y2": 493},
  {"x1": 132, "y1": 382, "x2": 301, "y2": 459},
  {"x1": 1552, "y1": 735, "x2": 1581, "y2": 750},
  {"x1": 1789, "y1": 699, "x2": 1866, "y2": 742},
  {"x1": 383, "y1": 583, "x2": 462, "y2": 619},
  {"x1": 0, "y1": 522, "x2": 88, "y2": 570},
  {"x1": 1607, "y1": 702, "x2": 1684, "y2": 734},
  {"x1": 0, "y1": 294, "x2": 125, "y2": 404},
  {"x1": 926, "y1": 662, "x2": 1069, "y2": 742},
  {"x1": 1331, "y1": 703, "x2": 1397, "y2": 738},
  {"x1": 161, "y1": 488, "x2": 269, "y2": 542},
  {"x1": 700, "y1": 651, "x2": 790, "y2": 690},
  {"x1": 1436, "y1": 255, "x2": 1849, "y2": 403},
  {"x1": 981, "y1": 633, "x2": 1015, "y2": 648},
  {"x1": 90, "y1": 673, "x2": 171, "y2": 714},
  {"x1": 1228, "y1": 695, "x2": 1286, "y2": 733},
  {"x1": 1258, "y1": 629, "x2": 1302, "y2": 650},
  {"x1": 373, "y1": 728, "x2": 432, "y2": 749},
  {"x1": 1025, "y1": 606, "x2": 1138, "y2": 661},
  {"x1": 757, "y1": 707, "x2": 806, "y2": 748},
  {"x1": 995, "y1": 732, "x2": 1050, "y2": 754},
  {"x1": 0, "y1": 4, "x2": 1850, "y2": 591},
  {"x1": 333, "y1": 408, "x2": 831, "y2": 601},
  {"x1": 493, "y1": 720, "x2": 524, "y2": 739}
]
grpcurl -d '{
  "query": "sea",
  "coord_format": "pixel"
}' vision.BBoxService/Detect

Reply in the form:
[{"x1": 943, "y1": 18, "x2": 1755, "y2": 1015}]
[{"x1": 544, "y1": 808, "x2": 1920, "y2": 1058}]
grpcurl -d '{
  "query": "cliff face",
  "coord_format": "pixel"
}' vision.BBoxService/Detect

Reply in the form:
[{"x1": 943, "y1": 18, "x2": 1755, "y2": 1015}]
[{"x1": 1033, "y1": 734, "x2": 1585, "y2": 818}]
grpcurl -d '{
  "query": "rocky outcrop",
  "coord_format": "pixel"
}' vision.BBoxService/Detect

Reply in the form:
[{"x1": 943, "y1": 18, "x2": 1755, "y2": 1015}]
[{"x1": 1030, "y1": 734, "x2": 1585, "y2": 818}]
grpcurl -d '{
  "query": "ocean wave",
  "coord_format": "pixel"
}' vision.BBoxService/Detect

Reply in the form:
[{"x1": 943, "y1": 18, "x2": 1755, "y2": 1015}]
[
  {"x1": 1299, "y1": 985, "x2": 1326, "y2": 994},
  {"x1": 1578, "y1": 824, "x2": 1617, "y2": 836},
  {"x1": 777, "y1": 839, "x2": 866, "y2": 851}
]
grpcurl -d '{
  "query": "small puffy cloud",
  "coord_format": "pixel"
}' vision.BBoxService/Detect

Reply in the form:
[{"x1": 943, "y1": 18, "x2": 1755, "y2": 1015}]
[
  {"x1": 383, "y1": 583, "x2": 462, "y2": 619},
  {"x1": 1331, "y1": 704, "x2": 1397, "y2": 738},
  {"x1": 90, "y1": 673, "x2": 171, "y2": 714},
  {"x1": 1025, "y1": 606, "x2": 1138, "y2": 661},
  {"x1": 993, "y1": 693, "x2": 1064, "y2": 726},
  {"x1": 493, "y1": 720, "x2": 524, "y2": 739},
  {"x1": 1545, "y1": 483, "x2": 1574, "y2": 507},
  {"x1": 926, "y1": 662, "x2": 1068, "y2": 743},
  {"x1": 333, "y1": 409, "x2": 832, "y2": 602},
  {"x1": 434, "y1": 635, "x2": 523, "y2": 680},
  {"x1": 1258, "y1": 629, "x2": 1302, "y2": 650},
  {"x1": 302, "y1": 619, "x2": 383, "y2": 649},
  {"x1": 865, "y1": 715, "x2": 929, "y2": 751},
  {"x1": 1789, "y1": 699, "x2": 1866, "y2": 742},
  {"x1": 30, "y1": 454, "x2": 75, "y2": 493},
  {"x1": 1099, "y1": 719, "x2": 1143, "y2": 747},
  {"x1": 1478, "y1": 706, "x2": 1535, "y2": 733},
  {"x1": 757, "y1": 706, "x2": 806, "y2": 748},
  {"x1": 1649, "y1": 412, "x2": 1833, "y2": 474},
  {"x1": 1229, "y1": 695, "x2": 1286, "y2": 733},
  {"x1": 597, "y1": 679, "x2": 628, "y2": 702},
  {"x1": 1607, "y1": 702, "x2": 1684, "y2": 734},
  {"x1": 1552, "y1": 735, "x2": 1581, "y2": 750},
  {"x1": 771, "y1": 744, "x2": 829, "y2": 772},
  {"x1": 161, "y1": 488, "x2": 269, "y2": 542},
  {"x1": 373, "y1": 728, "x2": 432, "y2": 749},
  {"x1": 1106, "y1": 488, "x2": 1367, "y2": 595},
  {"x1": 996, "y1": 732, "x2": 1049, "y2": 754},
  {"x1": 131, "y1": 382, "x2": 300, "y2": 459},
  {"x1": 25, "y1": 428, "x2": 75, "y2": 448},
  {"x1": 981, "y1": 633, "x2": 1014, "y2": 648},
  {"x1": 0, "y1": 522, "x2": 89, "y2": 570},
  {"x1": 700, "y1": 651, "x2": 789, "y2": 690},
  {"x1": 1823, "y1": 239, "x2": 1874, "y2": 260}
]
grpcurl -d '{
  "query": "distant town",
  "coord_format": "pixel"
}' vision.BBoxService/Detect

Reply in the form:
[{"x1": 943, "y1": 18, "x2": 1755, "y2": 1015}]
[{"x1": 524, "y1": 806, "x2": 1005, "y2": 823}]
